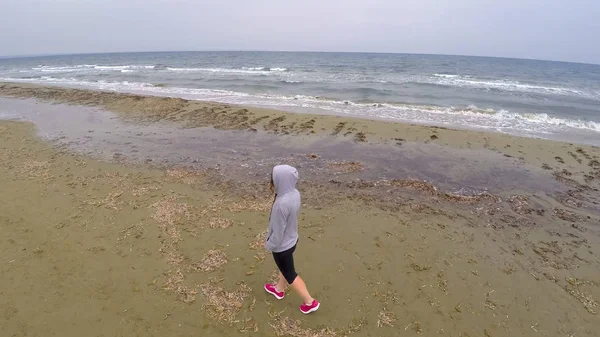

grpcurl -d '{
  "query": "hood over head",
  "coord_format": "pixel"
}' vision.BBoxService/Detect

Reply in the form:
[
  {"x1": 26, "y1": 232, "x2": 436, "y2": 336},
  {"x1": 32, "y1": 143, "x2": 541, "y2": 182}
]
[{"x1": 272, "y1": 165, "x2": 298, "y2": 196}]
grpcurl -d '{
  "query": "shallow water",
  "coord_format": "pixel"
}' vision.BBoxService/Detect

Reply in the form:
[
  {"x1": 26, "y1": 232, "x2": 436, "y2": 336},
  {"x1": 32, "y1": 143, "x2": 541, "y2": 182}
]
[{"x1": 0, "y1": 97, "x2": 562, "y2": 195}]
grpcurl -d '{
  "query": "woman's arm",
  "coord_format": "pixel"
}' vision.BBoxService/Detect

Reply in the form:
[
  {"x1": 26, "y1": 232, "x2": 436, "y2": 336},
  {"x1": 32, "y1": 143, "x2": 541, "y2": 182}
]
[{"x1": 265, "y1": 204, "x2": 288, "y2": 252}]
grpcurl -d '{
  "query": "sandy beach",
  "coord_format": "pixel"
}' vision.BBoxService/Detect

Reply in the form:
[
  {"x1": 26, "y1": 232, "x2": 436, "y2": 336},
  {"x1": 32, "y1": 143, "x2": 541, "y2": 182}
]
[{"x1": 1, "y1": 83, "x2": 599, "y2": 337}]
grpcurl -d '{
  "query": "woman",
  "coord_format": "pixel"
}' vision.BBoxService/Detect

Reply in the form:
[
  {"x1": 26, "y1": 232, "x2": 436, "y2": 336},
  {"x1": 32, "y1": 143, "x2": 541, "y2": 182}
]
[{"x1": 264, "y1": 164, "x2": 320, "y2": 314}]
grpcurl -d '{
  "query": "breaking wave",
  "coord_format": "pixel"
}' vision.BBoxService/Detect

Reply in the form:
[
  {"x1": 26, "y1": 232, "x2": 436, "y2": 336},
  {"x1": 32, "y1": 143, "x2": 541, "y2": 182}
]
[{"x1": 2, "y1": 76, "x2": 599, "y2": 137}]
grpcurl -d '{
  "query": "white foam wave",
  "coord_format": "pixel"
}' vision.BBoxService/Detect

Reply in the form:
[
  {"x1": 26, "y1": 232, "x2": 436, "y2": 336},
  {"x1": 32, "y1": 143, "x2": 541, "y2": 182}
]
[
  {"x1": 429, "y1": 74, "x2": 597, "y2": 99},
  {"x1": 2, "y1": 76, "x2": 599, "y2": 141},
  {"x1": 166, "y1": 67, "x2": 287, "y2": 75},
  {"x1": 242, "y1": 67, "x2": 288, "y2": 72},
  {"x1": 433, "y1": 74, "x2": 460, "y2": 78},
  {"x1": 28, "y1": 64, "x2": 156, "y2": 73},
  {"x1": 492, "y1": 110, "x2": 600, "y2": 132}
]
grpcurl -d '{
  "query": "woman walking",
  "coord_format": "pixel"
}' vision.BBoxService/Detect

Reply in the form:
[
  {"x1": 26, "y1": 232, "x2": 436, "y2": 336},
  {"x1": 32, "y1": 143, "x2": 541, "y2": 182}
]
[{"x1": 264, "y1": 165, "x2": 320, "y2": 314}]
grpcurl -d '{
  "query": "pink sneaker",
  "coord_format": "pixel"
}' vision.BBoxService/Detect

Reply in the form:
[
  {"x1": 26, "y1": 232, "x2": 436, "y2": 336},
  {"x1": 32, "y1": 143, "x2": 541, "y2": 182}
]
[
  {"x1": 300, "y1": 300, "x2": 320, "y2": 314},
  {"x1": 264, "y1": 284, "x2": 285, "y2": 300}
]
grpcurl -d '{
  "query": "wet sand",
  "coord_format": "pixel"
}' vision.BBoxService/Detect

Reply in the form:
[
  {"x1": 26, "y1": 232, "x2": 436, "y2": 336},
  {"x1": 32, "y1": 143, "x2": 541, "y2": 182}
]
[{"x1": 1, "y1": 83, "x2": 599, "y2": 337}]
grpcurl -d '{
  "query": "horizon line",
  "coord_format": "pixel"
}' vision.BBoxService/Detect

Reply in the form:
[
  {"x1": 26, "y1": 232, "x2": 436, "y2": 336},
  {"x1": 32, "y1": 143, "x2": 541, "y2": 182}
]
[{"x1": 0, "y1": 50, "x2": 598, "y2": 66}]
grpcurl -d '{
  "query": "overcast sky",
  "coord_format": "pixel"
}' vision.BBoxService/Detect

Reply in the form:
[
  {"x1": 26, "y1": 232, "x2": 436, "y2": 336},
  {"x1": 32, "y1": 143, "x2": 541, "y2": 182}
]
[{"x1": 1, "y1": 0, "x2": 598, "y2": 64}]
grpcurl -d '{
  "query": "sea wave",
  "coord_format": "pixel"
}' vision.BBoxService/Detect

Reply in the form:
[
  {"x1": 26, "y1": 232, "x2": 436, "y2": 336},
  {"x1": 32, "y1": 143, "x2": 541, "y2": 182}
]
[
  {"x1": 27, "y1": 64, "x2": 157, "y2": 73},
  {"x1": 17, "y1": 65, "x2": 596, "y2": 99},
  {"x1": 2, "y1": 76, "x2": 599, "y2": 136},
  {"x1": 242, "y1": 67, "x2": 288, "y2": 72},
  {"x1": 427, "y1": 74, "x2": 596, "y2": 99},
  {"x1": 25, "y1": 64, "x2": 290, "y2": 75},
  {"x1": 433, "y1": 74, "x2": 461, "y2": 78},
  {"x1": 166, "y1": 67, "x2": 287, "y2": 75}
]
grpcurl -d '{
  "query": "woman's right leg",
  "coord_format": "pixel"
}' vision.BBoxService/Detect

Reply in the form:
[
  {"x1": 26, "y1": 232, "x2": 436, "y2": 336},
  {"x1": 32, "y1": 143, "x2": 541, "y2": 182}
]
[{"x1": 289, "y1": 276, "x2": 314, "y2": 305}]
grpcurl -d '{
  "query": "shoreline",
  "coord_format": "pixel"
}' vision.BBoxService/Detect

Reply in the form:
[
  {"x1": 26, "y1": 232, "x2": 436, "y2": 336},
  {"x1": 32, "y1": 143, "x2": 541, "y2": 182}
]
[
  {"x1": 2, "y1": 82, "x2": 600, "y2": 191},
  {"x1": 1, "y1": 81, "x2": 598, "y2": 147},
  {"x1": 1, "y1": 77, "x2": 599, "y2": 147}
]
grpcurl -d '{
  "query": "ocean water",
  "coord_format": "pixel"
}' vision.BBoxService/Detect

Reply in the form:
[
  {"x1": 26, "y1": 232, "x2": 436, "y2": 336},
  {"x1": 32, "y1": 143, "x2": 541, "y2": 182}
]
[{"x1": 1, "y1": 51, "x2": 599, "y2": 145}]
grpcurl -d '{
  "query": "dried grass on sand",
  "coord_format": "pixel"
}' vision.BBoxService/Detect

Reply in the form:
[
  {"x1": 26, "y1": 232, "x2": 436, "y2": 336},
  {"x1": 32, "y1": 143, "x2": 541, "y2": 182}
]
[
  {"x1": 20, "y1": 160, "x2": 53, "y2": 180},
  {"x1": 269, "y1": 315, "x2": 336, "y2": 337},
  {"x1": 268, "y1": 309, "x2": 365, "y2": 337},
  {"x1": 131, "y1": 185, "x2": 160, "y2": 197},
  {"x1": 376, "y1": 310, "x2": 396, "y2": 328},
  {"x1": 199, "y1": 279, "x2": 252, "y2": 325},
  {"x1": 165, "y1": 168, "x2": 205, "y2": 185},
  {"x1": 151, "y1": 197, "x2": 188, "y2": 265},
  {"x1": 190, "y1": 249, "x2": 228, "y2": 272},
  {"x1": 85, "y1": 191, "x2": 124, "y2": 210},
  {"x1": 151, "y1": 196, "x2": 189, "y2": 227},
  {"x1": 249, "y1": 229, "x2": 268, "y2": 263},
  {"x1": 163, "y1": 269, "x2": 198, "y2": 304},
  {"x1": 208, "y1": 217, "x2": 234, "y2": 229},
  {"x1": 206, "y1": 197, "x2": 273, "y2": 214},
  {"x1": 389, "y1": 179, "x2": 499, "y2": 203},
  {"x1": 565, "y1": 278, "x2": 598, "y2": 314},
  {"x1": 327, "y1": 161, "x2": 364, "y2": 174},
  {"x1": 249, "y1": 229, "x2": 268, "y2": 250}
]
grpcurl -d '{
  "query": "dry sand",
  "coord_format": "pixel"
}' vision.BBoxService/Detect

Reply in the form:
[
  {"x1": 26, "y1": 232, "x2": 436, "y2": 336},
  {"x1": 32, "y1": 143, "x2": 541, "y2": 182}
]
[{"x1": 1, "y1": 83, "x2": 599, "y2": 337}]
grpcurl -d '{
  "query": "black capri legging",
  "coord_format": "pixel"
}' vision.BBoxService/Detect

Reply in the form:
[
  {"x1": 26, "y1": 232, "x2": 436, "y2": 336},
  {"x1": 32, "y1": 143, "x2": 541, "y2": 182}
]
[{"x1": 272, "y1": 243, "x2": 298, "y2": 284}]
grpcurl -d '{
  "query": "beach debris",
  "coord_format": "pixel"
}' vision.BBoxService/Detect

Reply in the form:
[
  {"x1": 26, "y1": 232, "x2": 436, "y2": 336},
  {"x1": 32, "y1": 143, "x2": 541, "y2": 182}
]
[
  {"x1": 437, "y1": 272, "x2": 448, "y2": 293},
  {"x1": 199, "y1": 279, "x2": 252, "y2": 325},
  {"x1": 564, "y1": 278, "x2": 598, "y2": 314},
  {"x1": 206, "y1": 197, "x2": 272, "y2": 214},
  {"x1": 508, "y1": 195, "x2": 533, "y2": 214},
  {"x1": 298, "y1": 118, "x2": 316, "y2": 132},
  {"x1": 249, "y1": 229, "x2": 268, "y2": 250},
  {"x1": 229, "y1": 197, "x2": 273, "y2": 212},
  {"x1": 331, "y1": 122, "x2": 346, "y2": 136},
  {"x1": 151, "y1": 196, "x2": 190, "y2": 265},
  {"x1": 354, "y1": 132, "x2": 367, "y2": 142},
  {"x1": 327, "y1": 161, "x2": 364, "y2": 174},
  {"x1": 85, "y1": 191, "x2": 124, "y2": 210},
  {"x1": 239, "y1": 318, "x2": 259, "y2": 333},
  {"x1": 248, "y1": 229, "x2": 267, "y2": 263},
  {"x1": 552, "y1": 171, "x2": 589, "y2": 190},
  {"x1": 131, "y1": 185, "x2": 160, "y2": 197},
  {"x1": 151, "y1": 196, "x2": 189, "y2": 227},
  {"x1": 410, "y1": 262, "x2": 431, "y2": 272},
  {"x1": 190, "y1": 249, "x2": 228, "y2": 272},
  {"x1": 208, "y1": 217, "x2": 234, "y2": 229},
  {"x1": 554, "y1": 208, "x2": 583, "y2": 222},
  {"x1": 269, "y1": 315, "x2": 333, "y2": 337},
  {"x1": 389, "y1": 179, "x2": 500, "y2": 203},
  {"x1": 117, "y1": 223, "x2": 146, "y2": 242},
  {"x1": 377, "y1": 310, "x2": 396, "y2": 327},
  {"x1": 165, "y1": 167, "x2": 205, "y2": 184},
  {"x1": 404, "y1": 321, "x2": 422, "y2": 333},
  {"x1": 163, "y1": 269, "x2": 198, "y2": 304},
  {"x1": 19, "y1": 160, "x2": 53, "y2": 180}
]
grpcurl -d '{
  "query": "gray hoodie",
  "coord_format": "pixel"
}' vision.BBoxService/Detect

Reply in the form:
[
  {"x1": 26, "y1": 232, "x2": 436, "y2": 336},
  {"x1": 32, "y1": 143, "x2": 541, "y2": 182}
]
[{"x1": 265, "y1": 165, "x2": 301, "y2": 253}]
